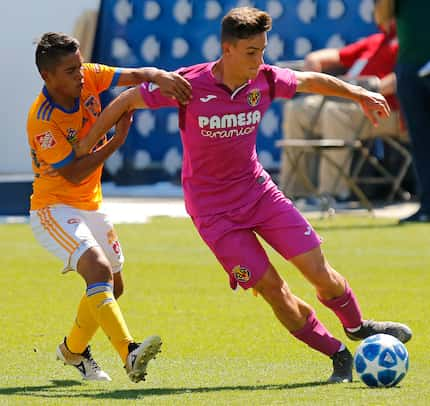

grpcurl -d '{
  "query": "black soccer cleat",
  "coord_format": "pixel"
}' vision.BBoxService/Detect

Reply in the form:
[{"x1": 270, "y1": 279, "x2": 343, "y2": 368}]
[
  {"x1": 345, "y1": 320, "x2": 412, "y2": 344},
  {"x1": 328, "y1": 348, "x2": 353, "y2": 383}
]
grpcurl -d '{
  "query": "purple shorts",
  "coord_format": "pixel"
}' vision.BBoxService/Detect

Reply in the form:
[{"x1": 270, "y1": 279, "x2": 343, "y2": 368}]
[{"x1": 191, "y1": 186, "x2": 321, "y2": 290}]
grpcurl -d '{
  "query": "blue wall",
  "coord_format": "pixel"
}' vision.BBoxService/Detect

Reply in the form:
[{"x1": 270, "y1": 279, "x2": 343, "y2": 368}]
[{"x1": 93, "y1": 0, "x2": 377, "y2": 183}]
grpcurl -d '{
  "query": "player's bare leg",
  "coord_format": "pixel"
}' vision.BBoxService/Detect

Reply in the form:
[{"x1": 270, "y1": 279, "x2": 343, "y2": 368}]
[
  {"x1": 113, "y1": 271, "x2": 124, "y2": 299},
  {"x1": 254, "y1": 264, "x2": 352, "y2": 383}
]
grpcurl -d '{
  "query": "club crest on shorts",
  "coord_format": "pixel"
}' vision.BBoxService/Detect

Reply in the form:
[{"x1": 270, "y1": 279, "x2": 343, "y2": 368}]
[
  {"x1": 247, "y1": 88, "x2": 261, "y2": 107},
  {"x1": 232, "y1": 265, "x2": 251, "y2": 283},
  {"x1": 107, "y1": 228, "x2": 119, "y2": 245},
  {"x1": 107, "y1": 228, "x2": 121, "y2": 255}
]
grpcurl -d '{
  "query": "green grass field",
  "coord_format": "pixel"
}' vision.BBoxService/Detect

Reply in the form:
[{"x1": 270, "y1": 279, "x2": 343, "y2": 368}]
[{"x1": 1, "y1": 216, "x2": 429, "y2": 405}]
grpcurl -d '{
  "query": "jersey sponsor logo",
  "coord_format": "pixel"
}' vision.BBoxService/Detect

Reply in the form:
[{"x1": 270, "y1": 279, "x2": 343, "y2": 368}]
[
  {"x1": 200, "y1": 94, "x2": 217, "y2": 102},
  {"x1": 198, "y1": 110, "x2": 261, "y2": 139},
  {"x1": 84, "y1": 95, "x2": 101, "y2": 117},
  {"x1": 201, "y1": 126, "x2": 256, "y2": 139},
  {"x1": 35, "y1": 131, "x2": 56, "y2": 149},
  {"x1": 67, "y1": 128, "x2": 79, "y2": 145},
  {"x1": 67, "y1": 218, "x2": 81, "y2": 224},
  {"x1": 198, "y1": 111, "x2": 261, "y2": 129},
  {"x1": 247, "y1": 88, "x2": 261, "y2": 107},
  {"x1": 232, "y1": 265, "x2": 251, "y2": 283}
]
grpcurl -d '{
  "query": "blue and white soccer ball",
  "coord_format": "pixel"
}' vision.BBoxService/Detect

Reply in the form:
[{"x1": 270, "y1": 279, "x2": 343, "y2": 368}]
[{"x1": 354, "y1": 333, "x2": 409, "y2": 387}]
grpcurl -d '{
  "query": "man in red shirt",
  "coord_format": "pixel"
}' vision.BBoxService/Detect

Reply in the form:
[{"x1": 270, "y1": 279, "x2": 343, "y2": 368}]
[{"x1": 281, "y1": 22, "x2": 403, "y2": 200}]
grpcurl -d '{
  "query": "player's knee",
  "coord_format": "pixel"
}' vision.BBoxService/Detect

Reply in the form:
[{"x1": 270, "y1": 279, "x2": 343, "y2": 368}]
[
  {"x1": 78, "y1": 247, "x2": 113, "y2": 283},
  {"x1": 309, "y1": 262, "x2": 336, "y2": 290},
  {"x1": 312, "y1": 263, "x2": 345, "y2": 299},
  {"x1": 92, "y1": 260, "x2": 113, "y2": 283},
  {"x1": 296, "y1": 250, "x2": 332, "y2": 287},
  {"x1": 257, "y1": 277, "x2": 292, "y2": 306}
]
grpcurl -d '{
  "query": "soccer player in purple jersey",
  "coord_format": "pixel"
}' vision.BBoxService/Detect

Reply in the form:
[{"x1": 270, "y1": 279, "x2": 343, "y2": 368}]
[{"x1": 78, "y1": 7, "x2": 412, "y2": 383}]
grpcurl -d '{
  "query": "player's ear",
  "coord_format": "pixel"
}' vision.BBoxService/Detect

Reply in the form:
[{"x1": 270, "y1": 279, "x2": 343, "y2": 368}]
[
  {"x1": 40, "y1": 69, "x2": 49, "y2": 81},
  {"x1": 222, "y1": 41, "x2": 232, "y2": 56}
]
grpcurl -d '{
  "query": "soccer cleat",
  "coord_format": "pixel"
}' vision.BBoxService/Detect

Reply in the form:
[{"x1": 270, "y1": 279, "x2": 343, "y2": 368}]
[
  {"x1": 328, "y1": 348, "x2": 353, "y2": 383},
  {"x1": 56, "y1": 339, "x2": 111, "y2": 381},
  {"x1": 345, "y1": 320, "x2": 412, "y2": 344},
  {"x1": 125, "y1": 335, "x2": 162, "y2": 383}
]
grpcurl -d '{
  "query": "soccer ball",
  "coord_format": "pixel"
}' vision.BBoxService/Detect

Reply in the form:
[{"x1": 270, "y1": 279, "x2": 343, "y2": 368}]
[{"x1": 354, "y1": 333, "x2": 409, "y2": 387}]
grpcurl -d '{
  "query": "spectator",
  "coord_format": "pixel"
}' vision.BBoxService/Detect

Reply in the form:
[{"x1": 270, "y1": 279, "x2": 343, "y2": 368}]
[
  {"x1": 375, "y1": 0, "x2": 430, "y2": 223},
  {"x1": 281, "y1": 21, "x2": 402, "y2": 201}
]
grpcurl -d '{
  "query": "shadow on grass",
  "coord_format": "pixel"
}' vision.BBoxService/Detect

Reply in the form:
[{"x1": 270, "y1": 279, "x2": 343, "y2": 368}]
[
  {"x1": 313, "y1": 222, "x2": 399, "y2": 232},
  {"x1": 0, "y1": 380, "x2": 82, "y2": 396},
  {"x1": 0, "y1": 379, "x2": 332, "y2": 400}
]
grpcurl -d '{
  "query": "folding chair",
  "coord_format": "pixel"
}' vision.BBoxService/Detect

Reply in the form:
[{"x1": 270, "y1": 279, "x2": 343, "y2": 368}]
[
  {"x1": 349, "y1": 126, "x2": 412, "y2": 202},
  {"x1": 277, "y1": 137, "x2": 373, "y2": 210},
  {"x1": 277, "y1": 76, "x2": 412, "y2": 212}
]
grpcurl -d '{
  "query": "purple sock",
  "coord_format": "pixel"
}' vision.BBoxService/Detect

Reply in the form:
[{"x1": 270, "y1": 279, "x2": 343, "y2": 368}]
[
  {"x1": 318, "y1": 281, "x2": 362, "y2": 329},
  {"x1": 292, "y1": 311, "x2": 342, "y2": 356}
]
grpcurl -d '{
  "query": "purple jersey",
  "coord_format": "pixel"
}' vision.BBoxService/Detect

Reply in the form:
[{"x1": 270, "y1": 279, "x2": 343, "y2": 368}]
[{"x1": 139, "y1": 62, "x2": 297, "y2": 217}]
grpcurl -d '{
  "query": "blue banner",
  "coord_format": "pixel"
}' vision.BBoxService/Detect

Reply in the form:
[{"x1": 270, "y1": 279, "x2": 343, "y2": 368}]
[{"x1": 93, "y1": 0, "x2": 377, "y2": 183}]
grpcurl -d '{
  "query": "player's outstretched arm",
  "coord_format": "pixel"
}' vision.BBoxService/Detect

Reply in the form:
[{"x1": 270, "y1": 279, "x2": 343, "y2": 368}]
[
  {"x1": 76, "y1": 87, "x2": 145, "y2": 157},
  {"x1": 51, "y1": 111, "x2": 134, "y2": 184},
  {"x1": 117, "y1": 67, "x2": 191, "y2": 105},
  {"x1": 294, "y1": 70, "x2": 390, "y2": 126}
]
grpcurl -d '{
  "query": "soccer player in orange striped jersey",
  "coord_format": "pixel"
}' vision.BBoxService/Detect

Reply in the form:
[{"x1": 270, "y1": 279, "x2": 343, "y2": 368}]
[{"x1": 27, "y1": 32, "x2": 191, "y2": 383}]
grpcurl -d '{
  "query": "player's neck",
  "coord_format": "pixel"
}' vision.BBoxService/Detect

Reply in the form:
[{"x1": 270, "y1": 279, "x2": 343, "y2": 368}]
[
  {"x1": 213, "y1": 59, "x2": 249, "y2": 92},
  {"x1": 44, "y1": 85, "x2": 77, "y2": 110}
]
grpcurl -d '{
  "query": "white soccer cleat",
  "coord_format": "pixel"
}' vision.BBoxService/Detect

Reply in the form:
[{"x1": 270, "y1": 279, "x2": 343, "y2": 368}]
[
  {"x1": 56, "y1": 339, "x2": 112, "y2": 381},
  {"x1": 125, "y1": 335, "x2": 162, "y2": 383}
]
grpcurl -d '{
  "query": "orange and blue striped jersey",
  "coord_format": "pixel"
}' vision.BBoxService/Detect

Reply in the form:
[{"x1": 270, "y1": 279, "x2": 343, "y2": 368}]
[{"x1": 27, "y1": 63, "x2": 121, "y2": 211}]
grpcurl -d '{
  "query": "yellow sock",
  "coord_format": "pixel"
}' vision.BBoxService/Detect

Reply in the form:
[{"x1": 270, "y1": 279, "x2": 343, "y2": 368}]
[
  {"x1": 66, "y1": 294, "x2": 99, "y2": 354},
  {"x1": 86, "y1": 282, "x2": 133, "y2": 363}
]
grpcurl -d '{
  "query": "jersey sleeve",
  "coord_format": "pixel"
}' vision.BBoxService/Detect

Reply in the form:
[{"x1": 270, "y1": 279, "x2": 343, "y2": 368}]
[
  {"x1": 83, "y1": 63, "x2": 122, "y2": 93},
  {"x1": 269, "y1": 65, "x2": 297, "y2": 99},
  {"x1": 339, "y1": 36, "x2": 374, "y2": 68},
  {"x1": 139, "y1": 82, "x2": 179, "y2": 109},
  {"x1": 29, "y1": 123, "x2": 75, "y2": 169}
]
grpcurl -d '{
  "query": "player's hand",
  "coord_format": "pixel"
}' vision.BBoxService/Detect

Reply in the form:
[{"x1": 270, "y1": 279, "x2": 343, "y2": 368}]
[
  {"x1": 358, "y1": 90, "x2": 390, "y2": 127},
  {"x1": 154, "y1": 70, "x2": 192, "y2": 105},
  {"x1": 114, "y1": 110, "x2": 134, "y2": 146},
  {"x1": 41, "y1": 162, "x2": 59, "y2": 177}
]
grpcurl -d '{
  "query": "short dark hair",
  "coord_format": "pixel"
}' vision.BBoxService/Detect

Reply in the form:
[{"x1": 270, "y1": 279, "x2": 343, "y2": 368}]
[
  {"x1": 221, "y1": 7, "x2": 272, "y2": 43},
  {"x1": 35, "y1": 32, "x2": 80, "y2": 73}
]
